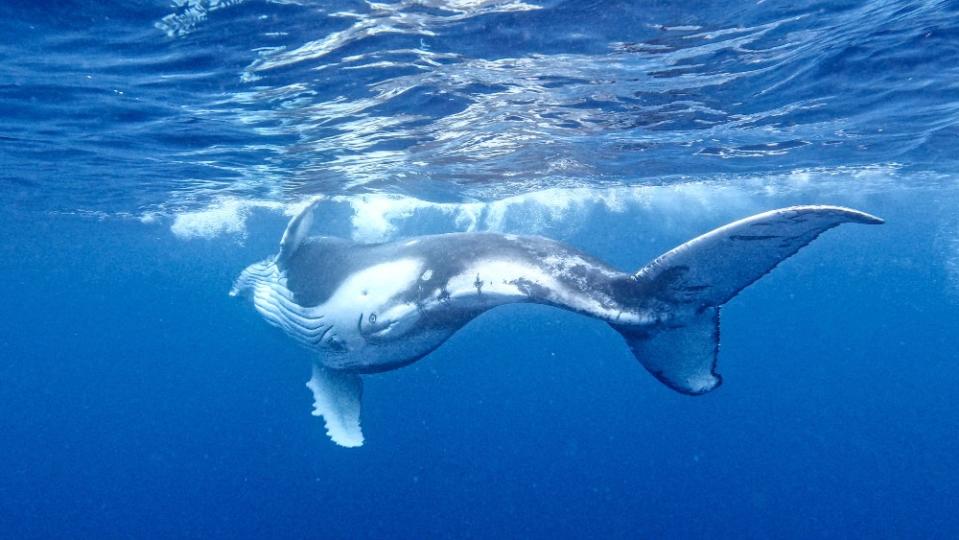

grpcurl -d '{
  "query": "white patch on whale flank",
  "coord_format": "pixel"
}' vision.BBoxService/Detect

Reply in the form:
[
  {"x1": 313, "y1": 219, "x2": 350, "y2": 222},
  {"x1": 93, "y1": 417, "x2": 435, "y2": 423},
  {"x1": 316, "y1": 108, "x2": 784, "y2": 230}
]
[
  {"x1": 318, "y1": 258, "x2": 424, "y2": 347},
  {"x1": 445, "y1": 258, "x2": 653, "y2": 325},
  {"x1": 446, "y1": 259, "x2": 554, "y2": 302}
]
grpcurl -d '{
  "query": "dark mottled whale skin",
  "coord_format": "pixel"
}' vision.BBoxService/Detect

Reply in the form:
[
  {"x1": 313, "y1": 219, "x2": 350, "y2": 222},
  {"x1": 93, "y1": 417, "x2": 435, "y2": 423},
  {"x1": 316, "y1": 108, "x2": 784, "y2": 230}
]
[{"x1": 232, "y1": 202, "x2": 883, "y2": 447}]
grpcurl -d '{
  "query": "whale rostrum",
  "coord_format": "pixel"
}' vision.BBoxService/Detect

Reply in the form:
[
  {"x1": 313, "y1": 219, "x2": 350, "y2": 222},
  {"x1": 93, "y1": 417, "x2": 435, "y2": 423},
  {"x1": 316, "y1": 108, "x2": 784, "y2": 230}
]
[{"x1": 232, "y1": 202, "x2": 883, "y2": 447}]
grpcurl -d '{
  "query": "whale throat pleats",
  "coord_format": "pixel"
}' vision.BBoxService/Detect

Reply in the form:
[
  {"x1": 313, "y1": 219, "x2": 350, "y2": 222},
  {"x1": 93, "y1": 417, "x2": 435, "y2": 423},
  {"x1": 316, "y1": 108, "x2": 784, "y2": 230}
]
[{"x1": 614, "y1": 205, "x2": 884, "y2": 396}]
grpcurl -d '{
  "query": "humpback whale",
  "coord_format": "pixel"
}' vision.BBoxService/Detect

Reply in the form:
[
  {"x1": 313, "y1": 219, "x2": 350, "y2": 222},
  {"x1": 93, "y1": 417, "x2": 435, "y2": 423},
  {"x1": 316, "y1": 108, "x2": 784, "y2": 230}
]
[{"x1": 231, "y1": 202, "x2": 883, "y2": 447}]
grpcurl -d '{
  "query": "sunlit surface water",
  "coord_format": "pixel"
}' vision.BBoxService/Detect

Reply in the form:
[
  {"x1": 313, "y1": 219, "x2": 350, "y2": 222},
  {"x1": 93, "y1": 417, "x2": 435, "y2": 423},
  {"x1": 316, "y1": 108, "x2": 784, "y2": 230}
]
[{"x1": 2, "y1": 1, "x2": 959, "y2": 538}]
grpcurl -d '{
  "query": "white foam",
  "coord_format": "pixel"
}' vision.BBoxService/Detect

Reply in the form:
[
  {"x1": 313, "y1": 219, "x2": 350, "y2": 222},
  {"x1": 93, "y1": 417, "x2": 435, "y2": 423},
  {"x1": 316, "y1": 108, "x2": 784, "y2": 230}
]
[
  {"x1": 346, "y1": 194, "x2": 435, "y2": 242},
  {"x1": 162, "y1": 165, "x2": 906, "y2": 242},
  {"x1": 170, "y1": 198, "x2": 283, "y2": 240},
  {"x1": 332, "y1": 183, "x2": 754, "y2": 242}
]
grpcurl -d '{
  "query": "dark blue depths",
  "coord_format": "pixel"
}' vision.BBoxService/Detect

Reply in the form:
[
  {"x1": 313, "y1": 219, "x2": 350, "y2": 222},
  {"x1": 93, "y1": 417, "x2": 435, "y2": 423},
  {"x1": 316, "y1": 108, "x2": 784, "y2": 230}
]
[{"x1": 2, "y1": 193, "x2": 959, "y2": 539}]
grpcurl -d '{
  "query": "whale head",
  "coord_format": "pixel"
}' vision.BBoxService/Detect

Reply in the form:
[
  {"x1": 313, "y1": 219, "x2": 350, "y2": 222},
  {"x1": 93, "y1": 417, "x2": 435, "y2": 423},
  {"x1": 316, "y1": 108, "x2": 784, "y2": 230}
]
[{"x1": 320, "y1": 258, "x2": 426, "y2": 346}]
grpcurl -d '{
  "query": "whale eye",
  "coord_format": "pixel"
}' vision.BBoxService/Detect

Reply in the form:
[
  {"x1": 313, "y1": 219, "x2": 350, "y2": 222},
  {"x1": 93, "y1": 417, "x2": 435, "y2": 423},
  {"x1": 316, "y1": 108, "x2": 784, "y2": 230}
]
[{"x1": 368, "y1": 313, "x2": 377, "y2": 324}]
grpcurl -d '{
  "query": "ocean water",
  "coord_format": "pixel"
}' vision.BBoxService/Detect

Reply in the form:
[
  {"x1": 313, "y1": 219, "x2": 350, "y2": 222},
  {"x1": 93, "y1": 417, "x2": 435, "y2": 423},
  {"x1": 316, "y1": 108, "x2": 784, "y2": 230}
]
[{"x1": 2, "y1": 0, "x2": 959, "y2": 538}]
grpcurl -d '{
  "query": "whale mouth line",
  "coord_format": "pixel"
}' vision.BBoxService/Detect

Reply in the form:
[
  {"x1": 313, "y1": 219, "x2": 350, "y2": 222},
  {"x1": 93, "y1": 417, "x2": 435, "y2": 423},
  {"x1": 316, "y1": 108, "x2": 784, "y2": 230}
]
[{"x1": 357, "y1": 312, "x2": 399, "y2": 341}]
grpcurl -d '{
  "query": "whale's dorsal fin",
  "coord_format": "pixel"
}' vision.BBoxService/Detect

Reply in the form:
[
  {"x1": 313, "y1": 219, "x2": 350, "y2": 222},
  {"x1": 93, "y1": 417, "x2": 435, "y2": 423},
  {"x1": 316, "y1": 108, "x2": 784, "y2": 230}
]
[
  {"x1": 277, "y1": 198, "x2": 321, "y2": 268},
  {"x1": 307, "y1": 364, "x2": 364, "y2": 447},
  {"x1": 618, "y1": 205, "x2": 883, "y2": 395}
]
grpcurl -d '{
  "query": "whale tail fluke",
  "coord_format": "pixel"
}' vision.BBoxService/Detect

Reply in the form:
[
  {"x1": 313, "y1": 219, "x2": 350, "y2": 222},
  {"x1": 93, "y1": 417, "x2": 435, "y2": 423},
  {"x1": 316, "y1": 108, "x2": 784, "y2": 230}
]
[
  {"x1": 614, "y1": 205, "x2": 883, "y2": 395},
  {"x1": 307, "y1": 364, "x2": 364, "y2": 448},
  {"x1": 615, "y1": 307, "x2": 722, "y2": 395}
]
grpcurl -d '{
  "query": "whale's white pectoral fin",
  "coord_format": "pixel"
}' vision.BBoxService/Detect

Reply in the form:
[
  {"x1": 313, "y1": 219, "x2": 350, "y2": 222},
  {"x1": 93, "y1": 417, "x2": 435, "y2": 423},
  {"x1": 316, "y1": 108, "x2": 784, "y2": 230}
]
[
  {"x1": 615, "y1": 308, "x2": 721, "y2": 395},
  {"x1": 306, "y1": 364, "x2": 364, "y2": 448}
]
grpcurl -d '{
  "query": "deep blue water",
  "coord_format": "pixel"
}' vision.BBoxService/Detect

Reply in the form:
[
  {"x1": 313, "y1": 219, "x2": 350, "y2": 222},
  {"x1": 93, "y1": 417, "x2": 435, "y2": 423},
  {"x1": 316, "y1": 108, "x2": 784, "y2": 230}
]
[{"x1": 3, "y1": 0, "x2": 959, "y2": 538}]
